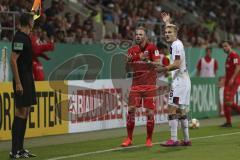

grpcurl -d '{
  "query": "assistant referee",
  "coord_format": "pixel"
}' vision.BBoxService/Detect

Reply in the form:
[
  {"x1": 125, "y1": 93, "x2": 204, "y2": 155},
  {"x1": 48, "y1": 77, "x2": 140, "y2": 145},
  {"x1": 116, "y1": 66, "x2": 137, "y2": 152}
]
[{"x1": 10, "y1": 13, "x2": 37, "y2": 159}]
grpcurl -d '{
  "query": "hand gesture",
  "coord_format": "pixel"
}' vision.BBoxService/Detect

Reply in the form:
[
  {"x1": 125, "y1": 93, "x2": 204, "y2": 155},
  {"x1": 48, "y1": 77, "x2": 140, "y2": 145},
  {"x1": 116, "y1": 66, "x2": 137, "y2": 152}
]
[
  {"x1": 156, "y1": 65, "x2": 166, "y2": 73},
  {"x1": 140, "y1": 52, "x2": 150, "y2": 62},
  {"x1": 126, "y1": 55, "x2": 132, "y2": 62},
  {"x1": 161, "y1": 12, "x2": 171, "y2": 25},
  {"x1": 150, "y1": 62, "x2": 165, "y2": 72},
  {"x1": 151, "y1": 61, "x2": 161, "y2": 66},
  {"x1": 16, "y1": 83, "x2": 23, "y2": 95}
]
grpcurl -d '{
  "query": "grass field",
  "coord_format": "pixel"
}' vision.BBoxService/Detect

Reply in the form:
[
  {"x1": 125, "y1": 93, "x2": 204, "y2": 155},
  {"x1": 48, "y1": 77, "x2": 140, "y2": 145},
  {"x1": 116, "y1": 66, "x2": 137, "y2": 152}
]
[{"x1": 1, "y1": 117, "x2": 240, "y2": 160}]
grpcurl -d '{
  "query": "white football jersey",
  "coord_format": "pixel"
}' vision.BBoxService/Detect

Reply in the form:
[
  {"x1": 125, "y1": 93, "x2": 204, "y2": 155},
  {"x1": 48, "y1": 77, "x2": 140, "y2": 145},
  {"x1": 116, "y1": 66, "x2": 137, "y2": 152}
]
[
  {"x1": 168, "y1": 39, "x2": 191, "y2": 105},
  {"x1": 170, "y1": 39, "x2": 189, "y2": 81}
]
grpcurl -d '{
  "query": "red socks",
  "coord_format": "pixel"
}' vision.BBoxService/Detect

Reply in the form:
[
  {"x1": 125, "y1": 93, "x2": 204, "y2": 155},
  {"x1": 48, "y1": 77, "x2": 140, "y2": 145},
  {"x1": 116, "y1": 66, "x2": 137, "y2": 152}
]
[
  {"x1": 146, "y1": 115, "x2": 155, "y2": 139},
  {"x1": 126, "y1": 112, "x2": 135, "y2": 140},
  {"x1": 126, "y1": 112, "x2": 155, "y2": 140},
  {"x1": 224, "y1": 104, "x2": 232, "y2": 124}
]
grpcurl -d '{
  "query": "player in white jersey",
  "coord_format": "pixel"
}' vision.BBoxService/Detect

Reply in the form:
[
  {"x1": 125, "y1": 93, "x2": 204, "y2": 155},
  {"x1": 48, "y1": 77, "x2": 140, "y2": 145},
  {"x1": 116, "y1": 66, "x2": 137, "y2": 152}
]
[
  {"x1": 154, "y1": 12, "x2": 191, "y2": 146},
  {"x1": 168, "y1": 39, "x2": 191, "y2": 106}
]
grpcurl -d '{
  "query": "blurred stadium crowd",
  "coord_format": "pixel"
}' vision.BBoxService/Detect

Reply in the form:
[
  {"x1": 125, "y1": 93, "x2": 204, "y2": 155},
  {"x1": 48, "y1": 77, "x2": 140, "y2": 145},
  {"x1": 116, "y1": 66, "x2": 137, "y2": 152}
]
[{"x1": 1, "y1": 0, "x2": 240, "y2": 47}]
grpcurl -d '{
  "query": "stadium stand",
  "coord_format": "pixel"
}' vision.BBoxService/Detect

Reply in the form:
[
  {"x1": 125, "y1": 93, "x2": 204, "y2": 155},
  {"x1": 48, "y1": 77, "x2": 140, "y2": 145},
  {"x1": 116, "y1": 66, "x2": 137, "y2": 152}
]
[{"x1": 1, "y1": 0, "x2": 240, "y2": 47}]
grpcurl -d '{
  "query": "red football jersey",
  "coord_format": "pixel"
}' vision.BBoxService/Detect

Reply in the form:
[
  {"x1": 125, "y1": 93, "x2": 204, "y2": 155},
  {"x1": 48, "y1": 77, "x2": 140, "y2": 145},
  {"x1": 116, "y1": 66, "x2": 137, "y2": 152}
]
[
  {"x1": 128, "y1": 42, "x2": 160, "y2": 86},
  {"x1": 225, "y1": 51, "x2": 240, "y2": 84},
  {"x1": 30, "y1": 34, "x2": 54, "y2": 81}
]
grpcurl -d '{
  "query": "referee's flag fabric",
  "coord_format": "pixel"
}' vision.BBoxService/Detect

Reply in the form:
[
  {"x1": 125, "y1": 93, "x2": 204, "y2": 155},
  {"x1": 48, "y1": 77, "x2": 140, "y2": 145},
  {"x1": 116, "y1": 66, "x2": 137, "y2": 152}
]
[{"x1": 31, "y1": 0, "x2": 41, "y2": 20}]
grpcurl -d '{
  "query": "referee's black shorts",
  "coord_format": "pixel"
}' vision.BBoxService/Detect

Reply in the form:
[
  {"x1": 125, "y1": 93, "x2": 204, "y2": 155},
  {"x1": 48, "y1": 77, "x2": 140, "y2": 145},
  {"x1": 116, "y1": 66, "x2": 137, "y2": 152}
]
[{"x1": 13, "y1": 74, "x2": 37, "y2": 108}]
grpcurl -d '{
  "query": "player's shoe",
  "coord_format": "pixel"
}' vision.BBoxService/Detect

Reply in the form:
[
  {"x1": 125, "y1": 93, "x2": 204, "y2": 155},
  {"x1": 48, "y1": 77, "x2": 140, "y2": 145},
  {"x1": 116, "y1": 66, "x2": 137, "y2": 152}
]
[
  {"x1": 220, "y1": 123, "x2": 232, "y2": 128},
  {"x1": 179, "y1": 140, "x2": 192, "y2": 146},
  {"x1": 145, "y1": 138, "x2": 153, "y2": 147},
  {"x1": 9, "y1": 150, "x2": 29, "y2": 159},
  {"x1": 160, "y1": 139, "x2": 179, "y2": 147},
  {"x1": 9, "y1": 152, "x2": 13, "y2": 158},
  {"x1": 121, "y1": 137, "x2": 132, "y2": 147},
  {"x1": 22, "y1": 149, "x2": 37, "y2": 157}
]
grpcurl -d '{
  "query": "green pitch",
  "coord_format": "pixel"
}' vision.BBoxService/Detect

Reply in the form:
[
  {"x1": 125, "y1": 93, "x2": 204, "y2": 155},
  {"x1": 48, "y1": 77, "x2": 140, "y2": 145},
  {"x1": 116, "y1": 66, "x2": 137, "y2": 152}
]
[{"x1": 1, "y1": 118, "x2": 240, "y2": 160}]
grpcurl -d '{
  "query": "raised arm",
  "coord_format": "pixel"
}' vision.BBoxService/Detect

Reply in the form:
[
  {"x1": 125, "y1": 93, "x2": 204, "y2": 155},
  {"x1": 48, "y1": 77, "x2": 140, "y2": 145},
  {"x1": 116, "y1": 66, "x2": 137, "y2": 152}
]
[{"x1": 161, "y1": 12, "x2": 171, "y2": 25}]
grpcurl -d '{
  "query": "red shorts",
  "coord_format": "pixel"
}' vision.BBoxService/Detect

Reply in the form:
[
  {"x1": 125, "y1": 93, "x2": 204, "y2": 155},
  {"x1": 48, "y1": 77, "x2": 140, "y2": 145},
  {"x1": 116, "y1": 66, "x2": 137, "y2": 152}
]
[
  {"x1": 224, "y1": 82, "x2": 239, "y2": 104},
  {"x1": 128, "y1": 85, "x2": 157, "y2": 110}
]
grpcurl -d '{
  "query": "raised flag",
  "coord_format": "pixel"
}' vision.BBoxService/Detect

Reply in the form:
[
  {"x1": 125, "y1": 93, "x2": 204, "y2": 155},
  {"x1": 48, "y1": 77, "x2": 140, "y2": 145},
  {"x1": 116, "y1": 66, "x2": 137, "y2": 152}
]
[{"x1": 31, "y1": 0, "x2": 41, "y2": 20}]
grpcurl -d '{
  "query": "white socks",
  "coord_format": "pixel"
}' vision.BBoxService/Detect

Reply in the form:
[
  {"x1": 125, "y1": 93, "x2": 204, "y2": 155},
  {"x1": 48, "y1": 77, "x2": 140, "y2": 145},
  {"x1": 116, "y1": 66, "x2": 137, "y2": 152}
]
[
  {"x1": 180, "y1": 119, "x2": 189, "y2": 141},
  {"x1": 169, "y1": 119, "x2": 178, "y2": 141},
  {"x1": 169, "y1": 118, "x2": 190, "y2": 141}
]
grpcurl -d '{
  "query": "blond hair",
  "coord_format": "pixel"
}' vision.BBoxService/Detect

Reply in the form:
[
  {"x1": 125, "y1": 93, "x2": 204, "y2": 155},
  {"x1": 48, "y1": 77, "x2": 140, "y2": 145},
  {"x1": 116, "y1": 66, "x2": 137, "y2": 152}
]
[{"x1": 165, "y1": 24, "x2": 178, "y2": 33}]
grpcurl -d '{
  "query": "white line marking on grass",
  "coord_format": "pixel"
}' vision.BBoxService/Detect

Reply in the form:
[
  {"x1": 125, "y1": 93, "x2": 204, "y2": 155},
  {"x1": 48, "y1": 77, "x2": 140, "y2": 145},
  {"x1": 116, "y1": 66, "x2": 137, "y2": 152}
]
[{"x1": 47, "y1": 131, "x2": 240, "y2": 160}]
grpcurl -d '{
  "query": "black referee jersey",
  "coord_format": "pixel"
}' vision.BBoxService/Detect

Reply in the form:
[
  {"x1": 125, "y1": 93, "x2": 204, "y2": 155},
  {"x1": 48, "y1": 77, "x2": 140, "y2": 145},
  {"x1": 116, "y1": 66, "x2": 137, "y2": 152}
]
[{"x1": 12, "y1": 31, "x2": 37, "y2": 108}]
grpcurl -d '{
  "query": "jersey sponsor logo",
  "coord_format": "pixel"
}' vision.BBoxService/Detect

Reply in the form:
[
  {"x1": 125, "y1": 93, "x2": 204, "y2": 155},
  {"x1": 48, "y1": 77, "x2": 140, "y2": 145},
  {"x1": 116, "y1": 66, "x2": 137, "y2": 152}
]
[
  {"x1": 13, "y1": 42, "x2": 24, "y2": 51},
  {"x1": 154, "y1": 50, "x2": 160, "y2": 56}
]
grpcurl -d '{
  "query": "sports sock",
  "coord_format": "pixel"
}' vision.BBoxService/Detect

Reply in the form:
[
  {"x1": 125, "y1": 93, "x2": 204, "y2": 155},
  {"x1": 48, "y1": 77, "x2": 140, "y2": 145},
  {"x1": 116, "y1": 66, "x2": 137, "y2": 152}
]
[
  {"x1": 12, "y1": 116, "x2": 23, "y2": 154},
  {"x1": 224, "y1": 104, "x2": 232, "y2": 124},
  {"x1": 169, "y1": 119, "x2": 178, "y2": 141},
  {"x1": 146, "y1": 115, "x2": 154, "y2": 140},
  {"x1": 126, "y1": 111, "x2": 135, "y2": 140},
  {"x1": 180, "y1": 119, "x2": 189, "y2": 141},
  {"x1": 19, "y1": 118, "x2": 27, "y2": 150}
]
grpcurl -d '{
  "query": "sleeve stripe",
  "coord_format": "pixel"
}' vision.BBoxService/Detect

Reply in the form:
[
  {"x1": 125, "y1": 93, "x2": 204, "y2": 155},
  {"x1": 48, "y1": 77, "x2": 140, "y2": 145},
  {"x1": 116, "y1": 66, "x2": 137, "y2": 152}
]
[{"x1": 175, "y1": 55, "x2": 180, "y2": 60}]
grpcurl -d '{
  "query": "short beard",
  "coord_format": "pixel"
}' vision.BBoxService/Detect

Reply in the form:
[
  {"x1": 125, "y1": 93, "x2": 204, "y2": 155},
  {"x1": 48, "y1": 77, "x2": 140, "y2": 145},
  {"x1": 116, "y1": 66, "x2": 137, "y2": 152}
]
[{"x1": 135, "y1": 40, "x2": 141, "y2": 45}]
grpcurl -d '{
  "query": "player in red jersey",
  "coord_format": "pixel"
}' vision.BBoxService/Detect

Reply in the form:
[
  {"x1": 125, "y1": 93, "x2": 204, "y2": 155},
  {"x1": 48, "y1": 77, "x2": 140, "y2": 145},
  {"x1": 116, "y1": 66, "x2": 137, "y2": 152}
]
[
  {"x1": 30, "y1": 30, "x2": 54, "y2": 81},
  {"x1": 220, "y1": 41, "x2": 240, "y2": 127},
  {"x1": 121, "y1": 27, "x2": 160, "y2": 147}
]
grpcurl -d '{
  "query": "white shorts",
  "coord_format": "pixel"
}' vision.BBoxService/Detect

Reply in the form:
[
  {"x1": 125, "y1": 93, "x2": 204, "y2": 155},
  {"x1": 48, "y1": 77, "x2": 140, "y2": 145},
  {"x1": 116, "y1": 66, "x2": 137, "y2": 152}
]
[{"x1": 168, "y1": 77, "x2": 191, "y2": 107}]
